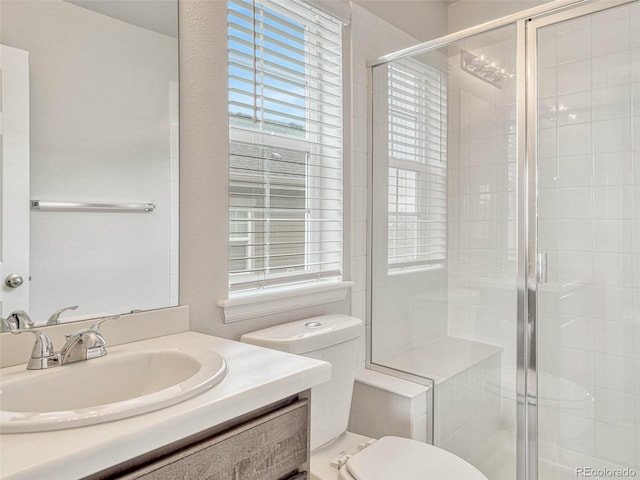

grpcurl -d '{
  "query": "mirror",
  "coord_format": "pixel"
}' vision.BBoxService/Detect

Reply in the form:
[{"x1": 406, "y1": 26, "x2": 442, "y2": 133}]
[{"x1": 0, "y1": 0, "x2": 179, "y2": 327}]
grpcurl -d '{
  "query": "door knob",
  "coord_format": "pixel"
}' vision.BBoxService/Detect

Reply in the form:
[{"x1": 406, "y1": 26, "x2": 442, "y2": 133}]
[{"x1": 5, "y1": 274, "x2": 24, "y2": 288}]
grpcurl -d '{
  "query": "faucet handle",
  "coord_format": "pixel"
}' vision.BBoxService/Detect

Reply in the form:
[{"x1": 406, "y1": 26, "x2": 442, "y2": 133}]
[
  {"x1": 89, "y1": 315, "x2": 119, "y2": 332},
  {"x1": 10, "y1": 328, "x2": 57, "y2": 369},
  {"x1": 8, "y1": 310, "x2": 34, "y2": 329},
  {"x1": 46, "y1": 305, "x2": 79, "y2": 326},
  {"x1": 60, "y1": 315, "x2": 118, "y2": 363},
  {"x1": 0, "y1": 317, "x2": 16, "y2": 333}
]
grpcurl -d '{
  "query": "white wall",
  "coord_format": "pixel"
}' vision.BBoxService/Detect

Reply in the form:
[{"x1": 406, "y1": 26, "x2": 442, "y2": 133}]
[
  {"x1": 1, "y1": 1, "x2": 178, "y2": 322},
  {"x1": 178, "y1": 0, "x2": 448, "y2": 341},
  {"x1": 353, "y1": 0, "x2": 448, "y2": 41},
  {"x1": 448, "y1": 0, "x2": 549, "y2": 33}
]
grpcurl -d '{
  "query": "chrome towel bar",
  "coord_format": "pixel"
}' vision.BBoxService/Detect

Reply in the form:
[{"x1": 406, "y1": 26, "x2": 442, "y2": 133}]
[{"x1": 30, "y1": 200, "x2": 156, "y2": 212}]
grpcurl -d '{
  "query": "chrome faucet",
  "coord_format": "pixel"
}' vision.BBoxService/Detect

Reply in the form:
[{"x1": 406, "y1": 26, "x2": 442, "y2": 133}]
[
  {"x1": 10, "y1": 316, "x2": 116, "y2": 370},
  {"x1": 7, "y1": 310, "x2": 34, "y2": 329},
  {"x1": 46, "y1": 305, "x2": 79, "y2": 326},
  {"x1": 59, "y1": 320, "x2": 108, "y2": 364},
  {"x1": 10, "y1": 328, "x2": 59, "y2": 369}
]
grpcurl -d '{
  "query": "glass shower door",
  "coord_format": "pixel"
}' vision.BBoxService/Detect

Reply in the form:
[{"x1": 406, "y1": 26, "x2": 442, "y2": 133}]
[{"x1": 532, "y1": 1, "x2": 640, "y2": 477}]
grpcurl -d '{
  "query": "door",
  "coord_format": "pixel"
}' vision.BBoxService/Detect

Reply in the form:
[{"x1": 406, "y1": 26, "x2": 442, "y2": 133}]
[
  {"x1": 529, "y1": 1, "x2": 640, "y2": 478},
  {"x1": 0, "y1": 44, "x2": 30, "y2": 316}
]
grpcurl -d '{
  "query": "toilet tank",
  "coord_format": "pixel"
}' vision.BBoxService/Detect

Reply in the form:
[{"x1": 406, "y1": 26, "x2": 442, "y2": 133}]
[{"x1": 241, "y1": 314, "x2": 363, "y2": 450}]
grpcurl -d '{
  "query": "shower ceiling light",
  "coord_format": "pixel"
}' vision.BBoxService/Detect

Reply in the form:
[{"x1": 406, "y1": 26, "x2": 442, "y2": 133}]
[{"x1": 460, "y1": 49, "x2": 515, "y2": 88}]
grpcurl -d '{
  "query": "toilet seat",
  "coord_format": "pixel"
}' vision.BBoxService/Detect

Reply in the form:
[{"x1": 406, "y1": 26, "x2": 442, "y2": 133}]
[{"x1": 337, "y1": 436, "x2": 487, "y2": 480}]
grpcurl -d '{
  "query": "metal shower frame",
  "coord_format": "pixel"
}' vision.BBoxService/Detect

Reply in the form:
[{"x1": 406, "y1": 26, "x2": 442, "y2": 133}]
[{"x1": 365, "y1": 0, "x2": 637, "y2": 478}]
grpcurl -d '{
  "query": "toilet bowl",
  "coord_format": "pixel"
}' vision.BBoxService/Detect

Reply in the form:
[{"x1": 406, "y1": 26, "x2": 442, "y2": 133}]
[{"x1": 241, "y1": 315, "x2": 487, "y2": 480}]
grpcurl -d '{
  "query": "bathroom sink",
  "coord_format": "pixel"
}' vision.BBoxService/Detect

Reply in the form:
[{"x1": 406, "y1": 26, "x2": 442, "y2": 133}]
[{"x1": 0, "y1": 347, "x2": 227, "y2": 433}]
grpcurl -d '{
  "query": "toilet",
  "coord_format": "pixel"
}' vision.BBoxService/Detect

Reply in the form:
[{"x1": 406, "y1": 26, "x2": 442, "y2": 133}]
[{"x1": 241, "y1": 314, "x2": 488, "y2": 480}]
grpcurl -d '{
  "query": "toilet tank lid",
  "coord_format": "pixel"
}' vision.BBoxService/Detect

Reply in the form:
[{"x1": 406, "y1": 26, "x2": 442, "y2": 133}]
[{"x1": 240, "y1": 314, "x2": 363, "y2": 354}]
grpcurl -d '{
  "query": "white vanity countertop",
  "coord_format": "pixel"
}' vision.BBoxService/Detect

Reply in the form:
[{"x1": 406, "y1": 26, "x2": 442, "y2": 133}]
[{"x1": 0, "y1": 331, "x2": 331, "y2": 480}]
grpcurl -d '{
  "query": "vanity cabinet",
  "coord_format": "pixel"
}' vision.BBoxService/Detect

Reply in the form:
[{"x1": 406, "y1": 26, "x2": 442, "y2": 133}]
[{"x1": 89, "y1": 394, "x2": 310, "y2": 480}]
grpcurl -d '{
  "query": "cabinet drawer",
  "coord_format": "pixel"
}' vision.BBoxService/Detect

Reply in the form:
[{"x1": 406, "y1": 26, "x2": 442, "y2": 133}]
[{"x1": 125, "y1": 399, "x2": 309, "y2": 480}]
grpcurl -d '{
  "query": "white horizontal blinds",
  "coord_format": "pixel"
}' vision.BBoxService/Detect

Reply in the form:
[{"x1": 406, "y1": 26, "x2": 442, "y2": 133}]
[
  {"x1": 387, "y1": 58, "x2": 447, "y2": 270},
  {"x1": 228, "y1": 0, "x2": 343, "y2": 293}
]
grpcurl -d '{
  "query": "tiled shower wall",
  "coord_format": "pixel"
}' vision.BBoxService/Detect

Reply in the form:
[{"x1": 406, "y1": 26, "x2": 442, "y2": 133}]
[
  {"x1": 446, "y1": 30, "x2": 519, "y2": 434},
  {"x1": 536, "y1": 3, "x2": 640, "y2": 469},
  {"x1": 350, "y1": 4, "x2": 448, "y2": 368},
  {"x1": 434, "y1": 353, "x2": 502, "y2": 459}
]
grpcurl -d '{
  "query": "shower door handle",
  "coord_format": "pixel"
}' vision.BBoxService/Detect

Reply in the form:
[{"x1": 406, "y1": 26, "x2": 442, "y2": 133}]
[{"x1": 536, "y1": 252, "x2": 548, "y2": 284}]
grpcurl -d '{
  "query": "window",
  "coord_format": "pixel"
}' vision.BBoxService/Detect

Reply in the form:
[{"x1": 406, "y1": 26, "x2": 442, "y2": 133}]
[
  {"x1": 227, "y1": 0, "x2": 343, "y2": 294},
  {"x1": 387, "y1": 59, "x2": 447, "y2": 271}
]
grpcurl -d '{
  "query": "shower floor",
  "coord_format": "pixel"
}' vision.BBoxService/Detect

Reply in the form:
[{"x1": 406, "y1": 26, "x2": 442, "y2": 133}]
[{"x1": 469, "y1": 431, "x2": 639, "y2": 480}]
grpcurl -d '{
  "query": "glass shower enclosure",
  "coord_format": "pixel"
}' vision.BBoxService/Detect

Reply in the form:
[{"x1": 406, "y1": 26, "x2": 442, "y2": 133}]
[{"x1": 368, "y1": 1, "x2": 640, "y2": 479}]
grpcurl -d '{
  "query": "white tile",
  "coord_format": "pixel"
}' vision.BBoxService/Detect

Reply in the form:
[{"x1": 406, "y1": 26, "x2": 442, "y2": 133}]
[
  {"x1": 467, "y1": 109, "x2": 495, "y2": 140},
  {"x1": 558, "y1": 155, "x2": 592, "y2": 187},
  {"x1": 594, "y1": 353, "x2": 636, "y2": 393},
  {"x1": 558, "y1": 347, "x2": 594, "y2": 386},
  {"x1": 468, "y1": 137, "x2": 495, "y2": 166},
  {"x1": 539, "y1": 313, "x2": 559, "y2": 347},
  {"x1": 453, "y1": 425, "x2": 474, "y2": 460},
  {"x1": 633, "y1": 82, "x2": 640, "y2": 117},
  {"x1": 558, "y1": 59, "x2": 591, "y2": 94},
  {"x1": 557, "y1": 27, "x2": 592, "y2": 64},
  {"x1": 539, "y1": 188, "x2": 558, "y2": 220},
  {"x1": 593, "y1": 51, "x2": 631, "y2": 89},
  {"x1": 352, "y1": 186, "x2": 367, "y2": 222},
  {"x1": 633, "y1": 115, "x2": 640, "y2": 153},
  {"x1": 351, "y1": 290, "x2": 366, "y2": 322},
  {"x1": 592, "y1": 253, "x2": 634, "y2": 288},
  {"x1": 593, "y1": 16, "x2": 630, "y2": 58},
  {"x1": 594, "y1": 319, "x2": 635, "y2": 357},
  {"x1": 410, "y1": 414, "x2": 427, "y2": 443},
  {"x1": 559, "y1": 187, "x2": 592, "y2": 219},
  {"x1": 559, "y1": 316, "x2": 594, "y2": 351},
  {"x1": 464, "y1": 165, "x2": 496, "y2": 194},
  {"x1": 594, "y1": 152, "x2": 632, "y2": 186},
  {"x1": 538, "y1": 97, "x2": 557, "y2": 129},
  {"x1": 594, "y1": 118, "x2": 631, "y2": 154},
  {"x1": 593, "y1": 84, "x2": 631, "y2": 121},
  {"x1": 558, "y1": 123, "x2": 592, "y2": 156},
  {"x1": 467, "y1": 194, "x2": 496, "y2": 221},
  {"x1": 632, "y1": 48, "x2": 640, "y2": 83},
  {"x1": 595, "y1": 387, "x2": 636, "y2": 428},
  {"x1": 538, "y1": 127, "x2": 558, "y2": 159},
  {"x1": 593, "y1": 186, "x2": 623, "y2": 219},
  {"x1": 595, "y1": 421, "x2": 636, "y2": 465},
  {"x1": 557, "y1": 15, "x2": 590, "y2": 33},
  {"x1": 538, "y1": 156, "x2": 559, "y2": 188},
  {"x1": 558, "y1": 412, "x2": 595, "y2": 456},
  {"x1": 592, "y1": 3, "x2": 630, "y2": 25},
  {"x1": 538, "y1": 32, "x2": 557, "y2": 69},
  {"x1": 557, "y1": 219, "x2": 593, "y2": 251},
  {"x1": 593, "y1": 219, "x2": 632, "y2": 253},
  {"x1": 557, "y1": 91, "x2": 591, "y2": 126},
  {"x1": 538, "y1": 67, "x2": 557, "y2": 98}
]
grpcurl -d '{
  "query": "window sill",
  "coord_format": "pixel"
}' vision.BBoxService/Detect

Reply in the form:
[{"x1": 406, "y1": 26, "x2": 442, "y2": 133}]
[{"x1": 218, "y1": 281, "x2": 354, "y2": 323}]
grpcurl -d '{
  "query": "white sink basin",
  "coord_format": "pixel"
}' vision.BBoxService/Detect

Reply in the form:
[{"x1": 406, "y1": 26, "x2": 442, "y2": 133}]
[{"x1": 0, "y1": 347, "x2": 227, "y2": 433}]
